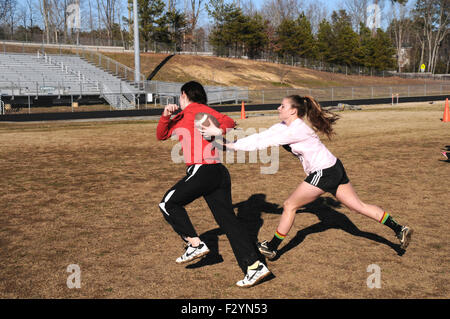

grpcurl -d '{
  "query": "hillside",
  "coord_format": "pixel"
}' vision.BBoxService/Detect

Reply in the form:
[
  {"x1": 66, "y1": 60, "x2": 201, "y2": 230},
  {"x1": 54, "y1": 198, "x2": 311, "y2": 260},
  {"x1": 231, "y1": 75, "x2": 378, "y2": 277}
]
[{"x1": 102, "y1": 51, "x2": 441, "y2": 89}]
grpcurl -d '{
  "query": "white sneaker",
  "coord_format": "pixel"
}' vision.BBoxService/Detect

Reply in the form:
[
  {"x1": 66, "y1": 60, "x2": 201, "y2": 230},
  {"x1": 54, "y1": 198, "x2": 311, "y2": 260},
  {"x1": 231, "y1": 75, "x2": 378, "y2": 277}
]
[
  {"x1": 236, "y1": 262, "x2": 271, "y2": 288},
  {"x1": 176, "y1": 242, "x2": 210, "y2": 264}
]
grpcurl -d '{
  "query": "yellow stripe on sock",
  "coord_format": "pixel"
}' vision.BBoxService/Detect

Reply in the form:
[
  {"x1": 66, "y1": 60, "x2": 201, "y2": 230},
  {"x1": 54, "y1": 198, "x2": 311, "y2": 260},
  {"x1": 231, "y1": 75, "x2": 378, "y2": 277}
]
[
  {"x1": 275, "y1": 230, "x2": 286, "y2": 240},
  {"x1": 380, "y1": 212, "x2": 389, "y2": 224}
]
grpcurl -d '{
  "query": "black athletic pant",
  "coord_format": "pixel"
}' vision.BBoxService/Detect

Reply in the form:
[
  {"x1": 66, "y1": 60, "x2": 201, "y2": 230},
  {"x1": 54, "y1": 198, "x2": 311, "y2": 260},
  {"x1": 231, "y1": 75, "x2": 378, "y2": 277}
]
[{"x1": 159, "y1": 163, "x2": 260, "y2": 272}]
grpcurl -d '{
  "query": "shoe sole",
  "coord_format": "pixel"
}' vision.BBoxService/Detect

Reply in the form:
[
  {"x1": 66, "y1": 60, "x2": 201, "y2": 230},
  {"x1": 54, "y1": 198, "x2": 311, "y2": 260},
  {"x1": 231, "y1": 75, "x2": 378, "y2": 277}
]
[
  {"x1": 400, "y1": 228, "x2": 413, "y2": 249},
  {"x1": 257, "y1": 244, "x2": 277, "y2": 259},
  {"x1": 258, "y1": 249, "x2": 276, "y2": 260},
  {"x1": 236, "y1": 270, "x2": 271, "y2": 288},
  {"x1": 176, "y1": 249, "x2": 210, "y2": 264}
]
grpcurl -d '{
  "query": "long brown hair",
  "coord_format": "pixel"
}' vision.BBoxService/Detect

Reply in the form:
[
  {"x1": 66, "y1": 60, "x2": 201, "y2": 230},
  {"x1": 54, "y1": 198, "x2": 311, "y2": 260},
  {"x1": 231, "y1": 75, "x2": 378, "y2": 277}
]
[{"x1": 286, "y1": 95, "x2": 339, "y2": 139}]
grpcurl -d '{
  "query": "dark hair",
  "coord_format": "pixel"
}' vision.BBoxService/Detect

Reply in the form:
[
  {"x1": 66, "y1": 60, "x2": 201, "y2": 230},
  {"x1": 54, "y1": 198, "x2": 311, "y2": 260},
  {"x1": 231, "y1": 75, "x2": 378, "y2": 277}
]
[
  {"x1": 180, "y1": 81, "x2": 207, "y2": 105},
  {"x1": 286, "y1": 95, "x2": 339, "y2": 139}
]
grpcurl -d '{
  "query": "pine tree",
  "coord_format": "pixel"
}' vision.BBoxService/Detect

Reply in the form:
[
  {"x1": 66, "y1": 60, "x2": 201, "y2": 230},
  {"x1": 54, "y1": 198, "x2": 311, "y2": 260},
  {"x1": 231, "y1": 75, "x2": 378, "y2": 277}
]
[
  {"x1": 317, "y1": 19, "x2": 334, "y2": 63},
  {"x1": 133, "y1": 0, "x2": 166, "y2": 52},
  {"x1": 241, "y1": 14, "x2": 269, "y2": 59},
  {"x1": 372, "y1": 28, "x2": 396, "y2": 70},
  {"x1": 359, "y1": 22, "x2": 375, "y2": 68},
  {"x1": 295, "y1": 14, "x2": 317, "y2": 59},
  {"x1": 276, "y1": 14, "x2": 317, "y2": 60},
  {"x1": 330, "y1": 10, "x2": 360, "y2": 66},
  {"x1": 276, "y1": 19, "x2": 298, "y2": 58}
]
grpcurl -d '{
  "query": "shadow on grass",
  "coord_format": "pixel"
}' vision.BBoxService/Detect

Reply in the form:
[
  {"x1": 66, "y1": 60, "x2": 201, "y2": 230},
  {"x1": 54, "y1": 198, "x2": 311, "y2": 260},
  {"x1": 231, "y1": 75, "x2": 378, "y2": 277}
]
[
  {"x1": 275, "y1": 197, "x2": 405, "y2": 259},
  {"x1": 189, "y1": 193, "x2": 404, "y2": 270},
  {"x1": 187, "y1": 194, "x2": 281, "y2": 270}
]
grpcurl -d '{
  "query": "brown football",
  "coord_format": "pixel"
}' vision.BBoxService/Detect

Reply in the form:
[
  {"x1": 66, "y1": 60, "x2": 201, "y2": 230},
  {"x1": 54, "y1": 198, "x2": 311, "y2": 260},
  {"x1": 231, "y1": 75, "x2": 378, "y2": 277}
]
[{"x1": 194, "y1": 112, "x2": 220, "y2": 129}]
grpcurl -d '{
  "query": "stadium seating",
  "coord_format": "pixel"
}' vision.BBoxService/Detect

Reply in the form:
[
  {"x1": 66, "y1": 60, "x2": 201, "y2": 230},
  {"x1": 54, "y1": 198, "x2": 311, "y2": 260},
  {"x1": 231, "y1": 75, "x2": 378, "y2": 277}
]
[{"x1": 0, "y1": 53, "x2": 140, "y2": 109}]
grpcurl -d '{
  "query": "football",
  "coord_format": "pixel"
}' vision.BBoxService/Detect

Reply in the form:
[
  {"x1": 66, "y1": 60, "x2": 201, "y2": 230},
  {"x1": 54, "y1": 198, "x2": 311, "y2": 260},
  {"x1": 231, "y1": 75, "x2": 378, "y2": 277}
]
[
  {"x1": 194, "y1": 112, "x2": 220, "y2": 141},
  {"x1": 194, "y1": 112, "x2": 220, "y2": 129}
]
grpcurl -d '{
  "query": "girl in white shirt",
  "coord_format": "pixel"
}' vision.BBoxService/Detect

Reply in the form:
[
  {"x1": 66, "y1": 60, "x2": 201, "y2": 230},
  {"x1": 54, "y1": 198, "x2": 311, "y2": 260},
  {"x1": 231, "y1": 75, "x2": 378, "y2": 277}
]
[{"x1": 219, "y1": 95, "x2": 413, "y2": 258}]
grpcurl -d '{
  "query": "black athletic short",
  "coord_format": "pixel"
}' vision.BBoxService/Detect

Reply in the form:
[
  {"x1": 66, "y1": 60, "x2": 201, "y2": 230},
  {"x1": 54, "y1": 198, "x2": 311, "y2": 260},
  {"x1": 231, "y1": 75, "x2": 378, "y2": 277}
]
[{"x1": 304, "y1": 158, "x2": 350, "y2": 196}]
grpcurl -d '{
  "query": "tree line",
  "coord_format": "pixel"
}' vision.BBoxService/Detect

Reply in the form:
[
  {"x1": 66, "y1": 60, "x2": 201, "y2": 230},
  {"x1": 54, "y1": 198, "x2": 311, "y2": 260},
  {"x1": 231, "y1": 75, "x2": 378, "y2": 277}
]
[{"x1": 0, "y1": 0, "x2": 448, "y2": 74}]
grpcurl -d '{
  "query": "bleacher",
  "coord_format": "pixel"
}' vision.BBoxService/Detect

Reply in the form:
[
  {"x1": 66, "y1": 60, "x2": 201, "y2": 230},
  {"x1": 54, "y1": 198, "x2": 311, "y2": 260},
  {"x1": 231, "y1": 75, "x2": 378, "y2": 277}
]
[{"x1": 0, "y1": 53, "x2": 141, "y2": 109}]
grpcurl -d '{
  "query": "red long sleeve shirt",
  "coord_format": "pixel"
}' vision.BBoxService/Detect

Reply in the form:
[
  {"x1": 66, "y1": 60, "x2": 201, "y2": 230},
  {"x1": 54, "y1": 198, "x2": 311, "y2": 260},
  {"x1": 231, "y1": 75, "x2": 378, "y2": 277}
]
[{"x1": 156, "y1": 102, "x2": 236, "y2": 166}]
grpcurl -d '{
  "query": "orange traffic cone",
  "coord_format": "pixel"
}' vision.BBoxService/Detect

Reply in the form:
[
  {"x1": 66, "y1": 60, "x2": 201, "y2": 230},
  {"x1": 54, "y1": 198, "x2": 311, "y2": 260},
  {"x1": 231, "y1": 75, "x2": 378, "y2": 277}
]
[
  {"x1": 443, "y1": 98, "x2": 449, "y2": 122},
  {"x1": 241, "y1": 101, "x2": 246, "y2": 119}
]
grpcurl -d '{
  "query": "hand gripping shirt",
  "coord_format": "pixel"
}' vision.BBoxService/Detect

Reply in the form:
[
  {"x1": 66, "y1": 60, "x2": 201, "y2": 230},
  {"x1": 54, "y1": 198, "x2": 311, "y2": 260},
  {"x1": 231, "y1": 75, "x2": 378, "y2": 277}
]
[{"x1": 233, "y1": 118, "x2": 337, "y2": 175}]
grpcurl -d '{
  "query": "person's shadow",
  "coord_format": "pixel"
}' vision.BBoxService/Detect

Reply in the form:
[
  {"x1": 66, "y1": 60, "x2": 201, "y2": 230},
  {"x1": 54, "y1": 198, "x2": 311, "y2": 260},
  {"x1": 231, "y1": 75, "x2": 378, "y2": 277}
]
[
  {"x1": 187, "y1": 193, "x2": 404, "y2": 270},
  {"x1": 186, "y1": 194, "x2": 281, "y2": 270},
  {"x1": 275, "y1": 197, "x2": 405, "y2": 259}
]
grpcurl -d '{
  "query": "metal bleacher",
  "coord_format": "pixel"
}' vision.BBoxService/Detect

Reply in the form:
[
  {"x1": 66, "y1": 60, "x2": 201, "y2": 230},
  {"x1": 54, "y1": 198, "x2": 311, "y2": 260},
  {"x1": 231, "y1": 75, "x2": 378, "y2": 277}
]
[{"x1": 0, "y1": 52, "x2": 141, "y2": 109}]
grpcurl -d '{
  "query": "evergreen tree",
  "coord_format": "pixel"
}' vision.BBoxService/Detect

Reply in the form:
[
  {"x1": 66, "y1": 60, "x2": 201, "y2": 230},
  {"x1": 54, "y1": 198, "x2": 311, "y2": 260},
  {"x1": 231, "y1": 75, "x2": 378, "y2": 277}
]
[
  {"x1": 371, "y1": 28, "x2": 396, "y2": 70},
  {"x1": 276, "y1": 18, "x2": 298, "y2": 57},
  {"x1": 295, "y1": 13, "x2": 317, "y2": 59},
  {"x1": 208, "y1": 4, "x2": 267, "y2": 58},
  {"x1": 359, "y1": 22, "x2": 375, "y2": 68},
  {"x1": 208, "y1": 2, "x2": 239, "y2": 55},
  {"x1": 317, "y1": 19, "x2": 334, "y2": 63},
  {"x1": 132, "y1": 0, "x2": 166, "y2": 52},
  {"x1": 276, "y1": 14, "x2": 316, "y2": 59},
  {"x1": 330, "y1": 10, "x2": 360, "y2": 66},
  {"x1": 241, "y1": 14, "x2": 269, "y2": 59},
  {"x1": 166, "y1": 9, "x2": 187, "y2": 51},
  {"x1": 359, "y1": 23, "x2": 396, "y2": 70}
]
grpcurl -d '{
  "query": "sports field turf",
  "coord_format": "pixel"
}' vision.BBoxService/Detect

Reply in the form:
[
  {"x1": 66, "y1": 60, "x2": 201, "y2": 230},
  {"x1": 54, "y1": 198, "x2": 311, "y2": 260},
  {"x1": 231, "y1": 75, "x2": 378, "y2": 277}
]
[{"x1": 0, "y1": 102, "x2": 449, "y2": 298}]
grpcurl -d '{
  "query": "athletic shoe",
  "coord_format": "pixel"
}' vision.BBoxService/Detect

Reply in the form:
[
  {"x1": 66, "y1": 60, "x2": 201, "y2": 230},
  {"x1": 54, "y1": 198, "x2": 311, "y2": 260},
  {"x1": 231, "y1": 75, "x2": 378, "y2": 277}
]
[
  {"x1": 176, "y1": 242, "x2": 210, "y2": 264},
  {"x1": 396, "y1": 226, "x2": 413, "y2": 249},
  {"x1": 441, "y1": 151, "x2": 449, "y2": 160},
  {"x1": 236, "y1": 262, "x2": 271, "y2": 288},
  {"x1": 257, "y1": 241, "x2": 277, "y2": 259}
]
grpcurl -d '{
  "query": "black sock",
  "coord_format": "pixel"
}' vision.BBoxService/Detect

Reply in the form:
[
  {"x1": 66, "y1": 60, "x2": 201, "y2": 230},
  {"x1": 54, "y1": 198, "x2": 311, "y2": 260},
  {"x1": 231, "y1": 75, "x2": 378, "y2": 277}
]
[
  {"x1": 267, "y1": 230, "x2": 286, "y2": 251},
  {"x1": 380, "y1": 212, "x2": 402, "y2": 234}
]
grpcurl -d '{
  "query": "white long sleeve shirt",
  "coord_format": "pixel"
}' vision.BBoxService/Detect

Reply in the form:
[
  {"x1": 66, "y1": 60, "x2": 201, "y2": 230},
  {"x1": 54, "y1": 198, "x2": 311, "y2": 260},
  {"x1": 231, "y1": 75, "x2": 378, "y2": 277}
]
[{"x1": 233, "y1": 118, "x2": 337, "y2": 175}]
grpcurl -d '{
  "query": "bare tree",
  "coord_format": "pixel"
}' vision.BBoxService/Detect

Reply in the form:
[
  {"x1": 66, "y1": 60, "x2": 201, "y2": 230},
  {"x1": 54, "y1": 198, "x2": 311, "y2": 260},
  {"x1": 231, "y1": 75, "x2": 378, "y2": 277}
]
[
  {"x1": 26, "y1": 0, "x2": 35, "y2": 29},
  {"x1": 186, "y1": 0, "x2": 203, "y2": 36},
  {"x1": 0, "y1": 0, "x2": 13, "y2": 24},
  {"x1": 97, "y1": 0, "x2": 118, "y2": 45},
  {"x1": 39, "y1": 0, "x2": 51, "y2": 43},
  {"x1": 6, "y1": 0, "x2": 17, "y2": 39},
  {"x1": 241, "y1": 0, "x2": 257, "y2": 16},
  {"x1": 389, "y1": 1, "x2": 412, "y2": 72},
  {"x1": 304, "y1": 0, "x2": 329, "y2": 34},
  {"x1": 261, "y1": 0, "x2": 305, "y2": 28},
  {"x1": 415, "y1": 0, "x2": 449, "y2": 73},
  {"x1": 88, "y1": 0, "x2": 95, "y2": 44},
  {"x1": 343, "y1": 0, "x2": 370, "y2": 33}
]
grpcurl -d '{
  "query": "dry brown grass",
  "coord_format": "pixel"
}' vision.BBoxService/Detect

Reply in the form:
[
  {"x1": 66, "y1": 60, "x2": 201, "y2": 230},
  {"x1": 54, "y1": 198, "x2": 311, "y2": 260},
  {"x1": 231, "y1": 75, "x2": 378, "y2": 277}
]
[
  {"x1": 0, "y1": 102, "x2": 449, "y2": 299},
  {"x1": 103, "y1": 52, "x2": 444, "y2": 89}
]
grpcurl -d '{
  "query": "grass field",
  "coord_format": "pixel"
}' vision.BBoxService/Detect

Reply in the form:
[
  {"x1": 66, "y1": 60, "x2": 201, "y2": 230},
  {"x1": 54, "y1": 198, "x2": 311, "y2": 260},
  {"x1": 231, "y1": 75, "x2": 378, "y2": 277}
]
[{"x1": 0, "y1": 101, "x2": 449, "y2": 299}]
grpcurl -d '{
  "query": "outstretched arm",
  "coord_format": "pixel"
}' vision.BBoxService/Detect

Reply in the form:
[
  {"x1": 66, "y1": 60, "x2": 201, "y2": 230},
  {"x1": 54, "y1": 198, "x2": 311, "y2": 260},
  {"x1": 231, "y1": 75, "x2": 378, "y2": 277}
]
[{"x1": 231, "y1": 124, "x2": 306, "y2": 151}]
